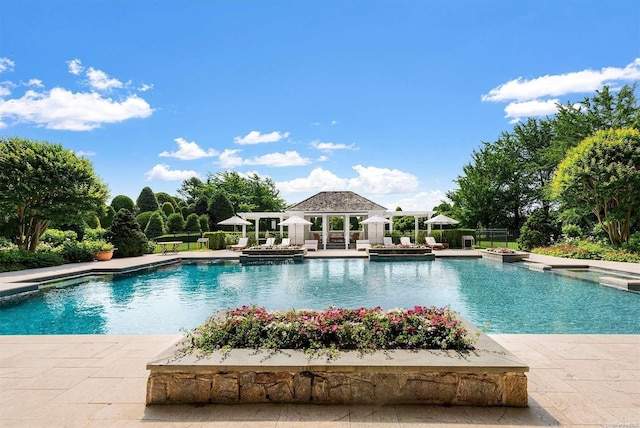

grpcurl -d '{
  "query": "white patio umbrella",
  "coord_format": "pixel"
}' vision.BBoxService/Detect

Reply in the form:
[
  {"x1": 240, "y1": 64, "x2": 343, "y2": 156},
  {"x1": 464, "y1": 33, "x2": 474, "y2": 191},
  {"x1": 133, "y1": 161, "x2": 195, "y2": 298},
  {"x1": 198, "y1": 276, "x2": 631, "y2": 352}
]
[
  {"x1": 360, "y1": 215, "x2": 390, "y2": 244},
  {"x1": 279, "y1": 216, "x2": 312, "y2": 245},
  {"x1": 425, "y1": 214, "x2": 459, "y2": 243},
  {"x1": 217, "y1": 215, "x2": 252, "y2": 232}
]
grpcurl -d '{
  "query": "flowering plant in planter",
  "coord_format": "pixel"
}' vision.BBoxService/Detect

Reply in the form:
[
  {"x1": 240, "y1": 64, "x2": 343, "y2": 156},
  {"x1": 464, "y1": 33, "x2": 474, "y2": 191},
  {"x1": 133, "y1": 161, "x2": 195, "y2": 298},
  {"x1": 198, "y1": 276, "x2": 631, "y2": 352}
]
[
  {"x1": 183, "y1": 305, "x2": 476, "y2": 358},
  {"x1": 487, "y1": 247, "x2": 515, "y2": 254}
]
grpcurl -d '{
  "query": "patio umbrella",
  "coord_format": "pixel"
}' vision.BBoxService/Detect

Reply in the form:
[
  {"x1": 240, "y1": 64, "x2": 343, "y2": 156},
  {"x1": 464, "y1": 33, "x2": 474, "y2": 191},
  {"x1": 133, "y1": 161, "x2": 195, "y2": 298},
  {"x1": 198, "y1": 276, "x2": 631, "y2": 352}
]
[
  {"x1": 360, "y1": 215, "x2": 390, "y2": 244},
  {"x1": 425, "y1": 214, "x2": 459, "y2": 242},
  {"x1": 217, "y1": 215, "x2": 252, "y2": 232},
  {"x1": 279, "y1": 216, "x2": 312, "y2": 245}
]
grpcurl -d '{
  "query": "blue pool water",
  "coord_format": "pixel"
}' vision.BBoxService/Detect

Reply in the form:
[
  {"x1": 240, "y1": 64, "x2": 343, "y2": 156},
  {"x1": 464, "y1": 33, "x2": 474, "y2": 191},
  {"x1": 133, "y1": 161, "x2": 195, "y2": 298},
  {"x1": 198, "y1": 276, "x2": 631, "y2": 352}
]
[{"x1": 0, "y1": 258, "x2": 638, "y2": 335}]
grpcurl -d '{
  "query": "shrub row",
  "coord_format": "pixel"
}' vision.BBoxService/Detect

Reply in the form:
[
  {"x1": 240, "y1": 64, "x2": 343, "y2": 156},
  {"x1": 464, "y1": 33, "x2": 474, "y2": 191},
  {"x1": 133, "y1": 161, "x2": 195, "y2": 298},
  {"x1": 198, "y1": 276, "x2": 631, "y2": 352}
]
[{"x1": 0, "y1": 250, "x2": 64, "y2": 272}]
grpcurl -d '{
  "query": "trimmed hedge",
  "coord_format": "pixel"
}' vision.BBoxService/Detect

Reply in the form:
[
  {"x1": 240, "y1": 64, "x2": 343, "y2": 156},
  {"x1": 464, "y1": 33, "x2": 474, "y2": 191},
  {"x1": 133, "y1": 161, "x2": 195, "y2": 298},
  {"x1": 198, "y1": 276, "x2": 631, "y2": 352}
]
[{"x1": 0, "y1": 250, "x2": 64, "y2": 272}]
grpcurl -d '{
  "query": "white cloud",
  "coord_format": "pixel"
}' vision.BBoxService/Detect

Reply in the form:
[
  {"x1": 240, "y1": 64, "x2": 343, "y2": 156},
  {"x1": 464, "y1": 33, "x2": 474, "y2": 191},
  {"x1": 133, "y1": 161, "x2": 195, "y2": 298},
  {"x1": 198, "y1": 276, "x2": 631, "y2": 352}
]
[
  {"x1": 312, "y1": 141, "x2": 358, "y2": 152},
  {"x1": 504, "y1": 99, "x2": 560, "y2": 123},
  {"x1": 218, "y1": 149, "x2": 244, "y2": 168},
  {"x1": 0, "y1": 87, "x2": 152, "y2": 131},
  {"x1": 159, "y1": 137, "x2": 218, "y2": 160},
  {"x1": 331, "y1": 120, "x2": 337, "y2": 125},
  {"x1": 483, "y1": 58, "x2": 640, "y2": 121},
  {"x1": 75, "y1": 150, "x2": 96, "y2": 157},
  {"x1": 389, "y1": 190, "x2": 446, "y2": 211},
  {"x1": 86, "y1": 67, "x2": 123, "y2": 91},
  {"x1": 482, "y1": 58, "x2": 640, "y2": 103},
  {"x1": 26, "y1": 79, "x2": 44, "y2": 88},
  {"x1": 234, "y1": 130, "x2": 290, "y2": 145},
  {"x1": 244, "y1": 151, "x2": 311, "y2": 167},
  {"x1": 0, "y1": 59, "x2": 154, "y2": 131},
  {"x1": 145, "y1": 164, "x2": 200, "y2": 181},
  {"x1": 276, "y1": 165, "x2": 419, "y2": 197},
  {"x1": 139, "y1": 83, "x2": 154, "y2": 92},
  {"x1": 0, "y1": 58, "x2": 15, "y2": 74},
  {"x1": 276, "y1": 168, "x2": 348, "y2": 194},
  {"x1": 218, "y1": 149, "x2": 311, "y2": 168},
  {"x1": 317, "y1": 155, "x2": 328, "y2": 162},
  {"x1": 67, "y1": 59, "x2": 84, "y2": 75}
]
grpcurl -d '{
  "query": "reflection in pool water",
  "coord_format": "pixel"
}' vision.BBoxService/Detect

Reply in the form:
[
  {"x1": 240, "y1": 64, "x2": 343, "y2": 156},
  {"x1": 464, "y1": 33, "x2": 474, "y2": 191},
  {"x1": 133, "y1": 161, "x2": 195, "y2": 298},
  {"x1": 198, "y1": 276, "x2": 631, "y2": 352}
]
[{"x1": 0, "y1": 258, "x2": 638, "y2": 335}]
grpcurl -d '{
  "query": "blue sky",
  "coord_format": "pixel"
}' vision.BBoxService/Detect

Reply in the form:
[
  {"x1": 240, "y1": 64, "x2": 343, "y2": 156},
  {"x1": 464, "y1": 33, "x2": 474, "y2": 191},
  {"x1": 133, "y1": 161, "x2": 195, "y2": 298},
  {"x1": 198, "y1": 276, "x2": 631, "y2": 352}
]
[{"x1": 1, "y1": 1, "x2": 639, "y2": 211}]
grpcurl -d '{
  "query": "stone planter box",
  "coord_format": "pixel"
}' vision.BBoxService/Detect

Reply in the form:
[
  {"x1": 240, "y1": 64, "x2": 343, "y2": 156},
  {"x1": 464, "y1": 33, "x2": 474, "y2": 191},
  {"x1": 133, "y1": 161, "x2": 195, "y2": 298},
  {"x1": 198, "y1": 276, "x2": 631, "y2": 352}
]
[
  {"x1": 240, "y1": 248, "x2": 306, "y2": 264},
  {"x1": 146, "y1": 323, "x2": 528, "y2": 407},
  {"x1": 366, "y1": 246, "x2": 435, "y2": 261},
  {"x1": 481, "y1": 250, "x2": 529, "y2": 263}
]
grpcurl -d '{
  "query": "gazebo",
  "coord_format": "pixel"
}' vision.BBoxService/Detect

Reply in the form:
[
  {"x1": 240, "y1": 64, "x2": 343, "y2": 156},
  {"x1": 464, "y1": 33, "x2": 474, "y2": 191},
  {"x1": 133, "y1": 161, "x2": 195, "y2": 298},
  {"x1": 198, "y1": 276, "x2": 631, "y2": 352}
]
[{"x1": 238, "y1": 191, "x2": 435, "y2": 250}]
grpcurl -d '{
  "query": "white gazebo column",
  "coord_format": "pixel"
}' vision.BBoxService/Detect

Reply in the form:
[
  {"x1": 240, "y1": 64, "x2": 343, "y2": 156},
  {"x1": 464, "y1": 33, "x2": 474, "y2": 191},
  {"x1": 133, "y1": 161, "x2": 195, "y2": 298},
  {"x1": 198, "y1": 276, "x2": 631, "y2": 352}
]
[
  {"x1": 344, "y1": 214, "x2": 349, "y2": 250},
  {"x1": 414, "y1": 216, "x2": 419, "y2": 243},
  {"x1": 241, "y1": 224, "x2": 247, "y2": 237},
  {"x1": 254, "y1": 219, "x2": 259, "y2": 243},
  {"x1": 322, "y1": 214, "x2": 328, "y2": 250}
]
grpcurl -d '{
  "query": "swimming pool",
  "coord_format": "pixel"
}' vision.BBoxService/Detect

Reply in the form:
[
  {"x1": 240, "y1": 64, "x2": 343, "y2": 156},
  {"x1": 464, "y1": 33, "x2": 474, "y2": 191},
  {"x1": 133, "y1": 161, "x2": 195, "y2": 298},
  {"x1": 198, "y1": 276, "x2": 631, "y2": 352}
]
[{"x1": 1, "y1": 258, "x2": 638, "y2": 335}]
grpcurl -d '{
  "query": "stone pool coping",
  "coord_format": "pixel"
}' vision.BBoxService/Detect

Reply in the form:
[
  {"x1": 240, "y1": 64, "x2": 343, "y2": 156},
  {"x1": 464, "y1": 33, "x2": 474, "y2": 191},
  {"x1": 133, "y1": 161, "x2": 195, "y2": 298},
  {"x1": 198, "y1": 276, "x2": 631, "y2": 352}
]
[{"x1": 145, "y1": 321, "x2": 529, "y2": 407}]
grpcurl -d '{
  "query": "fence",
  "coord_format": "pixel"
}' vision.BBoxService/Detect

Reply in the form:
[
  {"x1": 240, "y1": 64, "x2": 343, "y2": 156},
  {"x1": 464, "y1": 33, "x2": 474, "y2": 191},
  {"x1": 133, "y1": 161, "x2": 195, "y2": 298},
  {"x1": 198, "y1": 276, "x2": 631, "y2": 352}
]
[{"x1": 475, "y1": 228, "x2": 511, "y2": 248}]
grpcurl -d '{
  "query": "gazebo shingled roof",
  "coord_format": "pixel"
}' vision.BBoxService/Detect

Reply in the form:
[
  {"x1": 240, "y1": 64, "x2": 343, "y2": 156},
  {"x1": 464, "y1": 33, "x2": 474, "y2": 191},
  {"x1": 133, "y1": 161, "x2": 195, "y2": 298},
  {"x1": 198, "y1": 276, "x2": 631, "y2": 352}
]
[{"x1": 286, "y1": 191, "x2": 387, "y2": 212}]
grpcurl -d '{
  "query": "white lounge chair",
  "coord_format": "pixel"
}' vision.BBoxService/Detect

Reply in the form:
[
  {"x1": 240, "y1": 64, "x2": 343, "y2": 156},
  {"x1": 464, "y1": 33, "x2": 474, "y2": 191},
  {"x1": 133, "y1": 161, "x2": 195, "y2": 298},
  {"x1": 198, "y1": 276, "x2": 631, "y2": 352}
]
[
  {"x1": 303, "y1": 240, "x2": 318, "y2": 251},
  {"x1": 356, "y1": 240, "x2": 370, "y2": 251},
  {"x1": 383, "y1": 237, "x2": 394, "y2": 246},
  {"x1": 400, "y1": 237, "x2": 412, "y2": 246},
  {"x1": 425, "y1": 236, "x2": 445, "y2": 250},
  {"x1": 261, "y1": 237, "x2": 275, "y2": 247},
  {"x1": 280, "y1": 238, "x2": 290, "y2": 246},
  {"x1": 231, "y1": 237, "x2": 249, "y2": 251}
]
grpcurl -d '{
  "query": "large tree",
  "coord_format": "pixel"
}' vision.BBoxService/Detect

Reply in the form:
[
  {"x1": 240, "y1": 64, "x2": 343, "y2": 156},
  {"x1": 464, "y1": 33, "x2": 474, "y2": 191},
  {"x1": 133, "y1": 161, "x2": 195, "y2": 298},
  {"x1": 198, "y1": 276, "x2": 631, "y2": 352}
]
[
  {"x1": 208, "y1": 192, "x2": 235, "y2": 231},
  {"x1": 551, "y1": 128, "x2": 640, "y2": 245},
  {"x1": 0, "y1": 137, "x2": 109, "y2": 251},
  {"x1": 136, "y1": 186, "x2": 159, "y2": 213}
]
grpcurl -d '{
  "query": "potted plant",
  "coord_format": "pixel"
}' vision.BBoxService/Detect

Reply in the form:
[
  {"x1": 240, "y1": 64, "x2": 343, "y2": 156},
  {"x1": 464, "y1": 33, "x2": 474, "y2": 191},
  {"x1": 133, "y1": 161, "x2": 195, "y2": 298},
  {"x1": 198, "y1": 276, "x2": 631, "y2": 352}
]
[{"x1": 91, "y1": 240, "x2": 115, "y2": 261}]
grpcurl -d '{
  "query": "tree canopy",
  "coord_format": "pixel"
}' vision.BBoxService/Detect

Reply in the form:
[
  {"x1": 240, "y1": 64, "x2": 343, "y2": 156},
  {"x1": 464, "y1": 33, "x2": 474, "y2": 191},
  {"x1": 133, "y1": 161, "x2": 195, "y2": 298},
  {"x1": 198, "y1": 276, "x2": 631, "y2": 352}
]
[
  {"x1": 0, "y1": 137, "x2": 109, "y2": 251},
  {"x1": 551, "y1": 128, "x2": 640, "y2": 245}
]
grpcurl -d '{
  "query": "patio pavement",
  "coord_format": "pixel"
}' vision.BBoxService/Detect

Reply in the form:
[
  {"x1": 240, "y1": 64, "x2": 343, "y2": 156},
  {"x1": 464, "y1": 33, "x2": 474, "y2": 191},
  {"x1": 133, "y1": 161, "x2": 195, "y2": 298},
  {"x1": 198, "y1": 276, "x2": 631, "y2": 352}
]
[{"x1": 0, "y1": 248, "x2": 638, "y2": 426}]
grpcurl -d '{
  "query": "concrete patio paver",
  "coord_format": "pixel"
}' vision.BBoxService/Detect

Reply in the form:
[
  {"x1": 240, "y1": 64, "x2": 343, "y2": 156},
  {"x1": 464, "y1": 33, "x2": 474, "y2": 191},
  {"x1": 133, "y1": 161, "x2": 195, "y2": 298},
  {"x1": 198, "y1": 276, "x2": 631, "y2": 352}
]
[{"x1": 0, "y1": 334, "x2": 637, "y2": 427}]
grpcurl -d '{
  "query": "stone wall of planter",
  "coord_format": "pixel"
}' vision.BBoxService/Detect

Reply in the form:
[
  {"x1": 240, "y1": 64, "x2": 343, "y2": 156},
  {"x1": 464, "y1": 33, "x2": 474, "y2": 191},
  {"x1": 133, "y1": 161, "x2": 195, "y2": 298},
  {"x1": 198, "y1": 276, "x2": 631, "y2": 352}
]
[{"x1": 146, "y1": 323, "x2": 529, "y2": 407}]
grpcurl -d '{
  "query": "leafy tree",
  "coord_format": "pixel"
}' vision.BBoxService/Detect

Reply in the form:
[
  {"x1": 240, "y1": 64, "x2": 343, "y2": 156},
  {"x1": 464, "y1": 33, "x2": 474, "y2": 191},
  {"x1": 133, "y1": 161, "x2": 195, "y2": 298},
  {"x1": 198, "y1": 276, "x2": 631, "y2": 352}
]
[
  {"x1": 517, "y1": 209, "x2": 560, "y2": 251},
  {"x1": 161, "y1": 201, "x2": 175, "y2": 217},
  {"x1": 207, "y1": 192, "x2": 234, "y2": 231},
  {"x1": 136, "y1": 187, "x2": 159, "y2": 213},
  {"x1": 177, "y1": 176, "x2": 205, "y2": 202},
  {"x1": 180, "y1": 206, "x2": 190, "y2": 219},
  {"x1": 551, "y1": 128, "x2": 640, "y2": 245},
  {"x1": 100, "y1": 205, "x2": 116, "y2": 229},
  {"x1": 167, "y1": 213, "x2": 185, "y2": 234},
  {"x1": 0, "y1": 137, "x2": 108, "y2": 251},
  {"x1": 105, "y1": 209, "x2": 150, "y2": 257},
  {"x1": 194, "y1": 196, "x2": 209, "y2": 216},
  {"x1": 185, "y1": 213, "x2": 201, "y2": 234},
  {"x1": 155, "y1": 192, "x2": 176, "y2": 207},
  {"x1": 111, "y1": 195, "x2": 135, "y2": 213},
  {"x1": 85, "y1": 214, "x2": 101, "y2": 229},
  {"x1": 135, "y1": 211, "x2": 155, "y2": 231},
  {"x1": 144, "y1": 212, "x2": 166, "y2": 238},
  {"x1": 199, "y1": 215, "x2": 210, "y2": 232}
]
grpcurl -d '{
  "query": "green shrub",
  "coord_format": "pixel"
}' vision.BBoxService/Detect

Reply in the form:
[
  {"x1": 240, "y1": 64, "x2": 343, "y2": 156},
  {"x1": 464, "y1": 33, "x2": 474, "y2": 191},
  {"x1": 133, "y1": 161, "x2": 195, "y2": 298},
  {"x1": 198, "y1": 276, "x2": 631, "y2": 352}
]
[
  {"x1": 203, "y1": 231, "x2": 228, "y2": 249},
  {"x1": 0, "y1": 236, "x2": 16, "y2": 250},
  {"x1": 144, "y1": 212, "x2": 166, "y2": 239},
  {"x1": 58, "y1": 240, "x2": 95, "y2": 263},
  {"x1": 517, "y1": 210, "x2": 560, "y2": 251},
  {"x1": 185, "y1": 213, "x2": 201, "y2": 234},
  {"x1": 622, "y1": 232, "x2": 640, "y2": 254},
  {"x1": 40, "y1": 229, "x2": 77, "y2": 247},
  {"x1": 166, "y1": 213, "x2": 185, "y2": 234},
  {"x1": 106, "y1": 209, "x2": 151, "y2": 258},
  {"x1": 199, "y1": 215, "x2": 210, "y2": 232},
  {"x1": 531, "y1": 239, "x2": 640, "y2": 262},
  {"x1": 135, "y1": 211, "x2": 154, "y2": 231},
  {"x1": 561, "y1": 224, "x2": 583, "y2": 239},
  {"x1": 161, "y1": 201, "x2": 175, "y2": 217},
  {"x1": 83, "y1": 227, "x2": 106, "y2": 241},
  {"x1": 0, "y1": 249, "x2": 64, "y2": 272}
]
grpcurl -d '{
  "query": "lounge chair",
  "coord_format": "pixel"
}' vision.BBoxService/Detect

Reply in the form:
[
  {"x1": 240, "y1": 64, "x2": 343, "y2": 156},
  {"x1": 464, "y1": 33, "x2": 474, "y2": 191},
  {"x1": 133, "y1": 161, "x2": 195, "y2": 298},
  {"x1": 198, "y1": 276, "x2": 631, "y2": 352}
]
[
  {"x1": 231, "y1": 237, "x2": 249, "y2": 251},
  {"x1": 400, "y1": 237, "x2": 412, "y2": 246},
  {"x1": 425, "y1": 236, "x2": 445, "y2": 250},
  {"x1": 303, "y1": 240, "x2": 318, "y2": 251},
  {"x1": 261, "y1": 237, "x2": 275, "y2": 247},
  {"x1": 356, "y1": 239, "x2": 370, "y2": 251},
  {"x1": 383, "y1": 237, "x2": 394, "y2": 246},
  {"x1": 280, "y1": 238, "x2": 290, "y2": 246}
]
